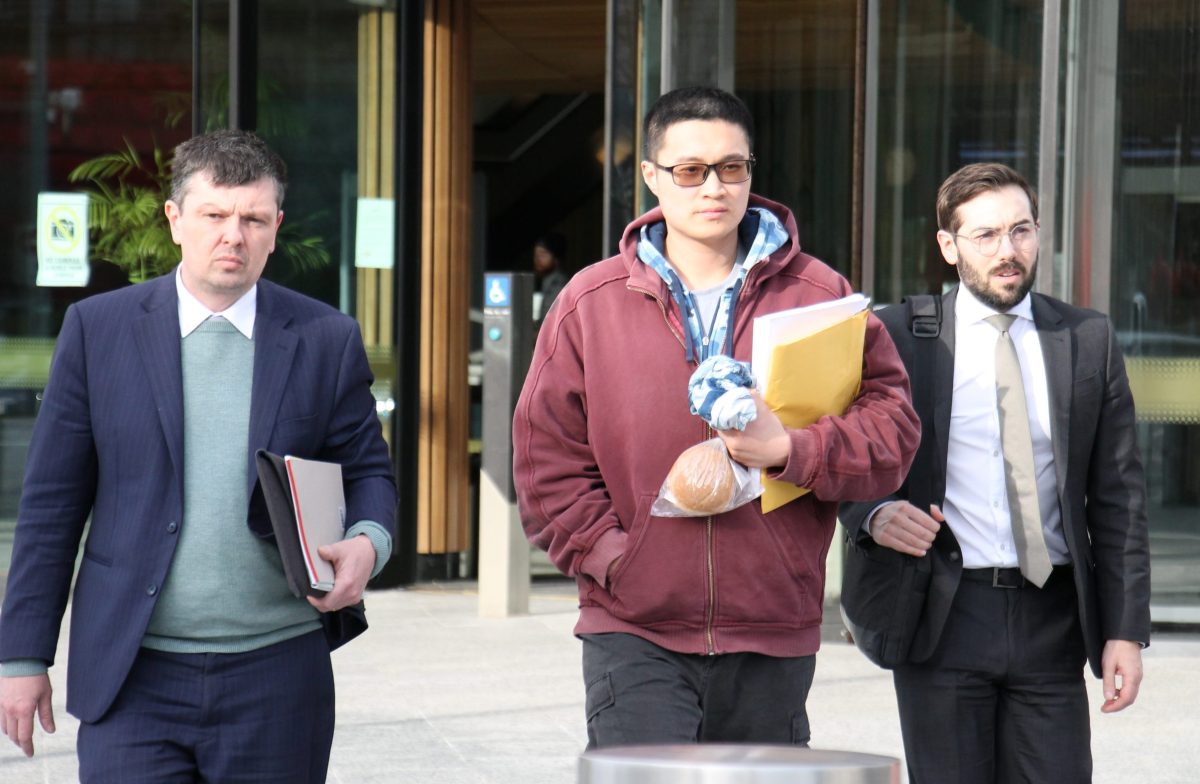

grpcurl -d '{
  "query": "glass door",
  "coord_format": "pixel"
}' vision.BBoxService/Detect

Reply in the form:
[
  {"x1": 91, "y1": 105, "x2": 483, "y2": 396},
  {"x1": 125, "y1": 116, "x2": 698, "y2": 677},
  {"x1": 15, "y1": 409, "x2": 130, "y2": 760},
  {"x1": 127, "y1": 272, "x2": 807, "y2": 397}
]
[
  {"x1": 1070, "y1": 0, "x2": 1200, "y2": 618},
  {"x1": 864, "y1": 1, "x2": 1045, "y2": 304}
]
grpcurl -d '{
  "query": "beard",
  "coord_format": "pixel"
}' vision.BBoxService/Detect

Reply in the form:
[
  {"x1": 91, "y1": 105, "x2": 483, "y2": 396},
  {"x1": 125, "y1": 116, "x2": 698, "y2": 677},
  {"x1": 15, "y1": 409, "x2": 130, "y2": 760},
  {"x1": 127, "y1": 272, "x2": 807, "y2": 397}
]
[{"x1": 957, "y1": 255, "x2": 1038, "y2": 311}]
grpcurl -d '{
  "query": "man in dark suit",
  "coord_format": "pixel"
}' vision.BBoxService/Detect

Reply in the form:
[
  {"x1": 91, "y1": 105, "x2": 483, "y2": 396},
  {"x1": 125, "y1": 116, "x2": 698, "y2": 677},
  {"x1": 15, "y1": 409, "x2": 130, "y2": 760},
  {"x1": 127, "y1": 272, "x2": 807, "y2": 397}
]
[
  {"x1": 841, "y1": 163, "x2": 1150, "y2": 783},
  {"x1": 0, "y1": 130, "x2": 396, "y2": 782}
]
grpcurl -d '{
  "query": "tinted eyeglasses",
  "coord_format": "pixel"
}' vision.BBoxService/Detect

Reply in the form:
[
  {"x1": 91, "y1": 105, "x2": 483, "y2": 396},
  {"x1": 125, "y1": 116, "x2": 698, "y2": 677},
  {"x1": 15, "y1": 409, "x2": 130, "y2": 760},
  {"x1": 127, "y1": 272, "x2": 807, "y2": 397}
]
[
  {"x1": 653, "y1": 157, "x2": 755, "y2": 187},
  {"x1": 952, "y1": 223, "x2": 1039, "y2": 257}
]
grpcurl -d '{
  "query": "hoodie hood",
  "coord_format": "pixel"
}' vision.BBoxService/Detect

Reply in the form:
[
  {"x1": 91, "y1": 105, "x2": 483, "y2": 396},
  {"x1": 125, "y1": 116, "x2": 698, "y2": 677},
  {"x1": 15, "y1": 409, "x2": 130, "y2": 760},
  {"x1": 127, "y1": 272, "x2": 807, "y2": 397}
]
[
  {"x1": 619, "y1": 193, "x2": 804, "y2": 294},
  {"x1": 634, "y1": 206, "x2": 790, "y2": 363}
]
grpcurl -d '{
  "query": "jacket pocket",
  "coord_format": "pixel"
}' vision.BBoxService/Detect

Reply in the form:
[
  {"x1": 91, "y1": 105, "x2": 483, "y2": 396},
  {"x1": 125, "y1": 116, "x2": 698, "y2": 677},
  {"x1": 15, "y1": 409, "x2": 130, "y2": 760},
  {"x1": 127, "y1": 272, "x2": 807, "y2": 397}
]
[
  {"x1": 1073, "y1": 371, "x2": 1103, "y2": 402},
  {"x1": 269, "y1": 413, "x2": 321, "y2": 456},
  {"x1": 607, "y1": 493, "x2": 708, "y2": 626},
  {"x1": 81, "y1": 546, "x2": 113, "y2": 568},
  {"x1": 716, "y1": 504, "x2": 824, "y2": 627},
  {"x1": 585, "y1": 672, "x2": 615, "y2": 722}
]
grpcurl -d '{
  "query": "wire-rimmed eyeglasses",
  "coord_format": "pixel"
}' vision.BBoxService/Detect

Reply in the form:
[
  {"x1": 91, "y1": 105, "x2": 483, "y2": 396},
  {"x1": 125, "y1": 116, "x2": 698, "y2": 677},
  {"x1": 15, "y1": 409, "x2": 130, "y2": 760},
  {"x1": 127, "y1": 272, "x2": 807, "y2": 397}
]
[
  {"x1": 952, "y1": 222, "x2": 1039, "y2": 257},
  {"x1": 652, "y1": 157, "x2": 755, "y2": 187}
]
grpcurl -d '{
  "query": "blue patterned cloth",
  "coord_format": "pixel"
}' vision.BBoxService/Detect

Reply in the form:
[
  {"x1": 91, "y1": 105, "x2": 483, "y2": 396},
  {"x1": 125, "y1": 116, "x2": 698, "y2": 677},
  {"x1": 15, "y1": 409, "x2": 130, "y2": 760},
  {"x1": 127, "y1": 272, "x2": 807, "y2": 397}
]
[
  {"x1": 638, "y1": 207, "x2": 790, "y2": 363},
  {"x1": 688, "y1": 355, "x2": 757, "y2": 431}
]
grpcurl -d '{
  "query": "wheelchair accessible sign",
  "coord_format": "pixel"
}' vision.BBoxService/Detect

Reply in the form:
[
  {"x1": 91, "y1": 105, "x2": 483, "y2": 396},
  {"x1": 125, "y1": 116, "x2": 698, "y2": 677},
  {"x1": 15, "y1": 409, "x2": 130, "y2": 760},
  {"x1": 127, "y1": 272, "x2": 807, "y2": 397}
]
[
  {"x1": 484, "y1": 274, "x2": 512, "y2": 309},
  {"x1": 37, "y1": 192, "x2": 91, "y2": 287}
]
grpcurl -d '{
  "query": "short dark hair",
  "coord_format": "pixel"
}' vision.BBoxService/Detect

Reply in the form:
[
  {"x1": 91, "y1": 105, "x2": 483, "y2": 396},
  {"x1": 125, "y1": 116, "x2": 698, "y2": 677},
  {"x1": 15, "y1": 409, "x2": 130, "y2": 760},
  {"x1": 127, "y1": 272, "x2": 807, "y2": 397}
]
[
  {"x1": 936, "y1": 162, "x2": 1038, "y2": 234},
  {"x1": 170, "y1": 129, "x2": 288, "y2": 208},
  {"x1": 642, "y1": 86, "x2": 754, "y2": 161}
]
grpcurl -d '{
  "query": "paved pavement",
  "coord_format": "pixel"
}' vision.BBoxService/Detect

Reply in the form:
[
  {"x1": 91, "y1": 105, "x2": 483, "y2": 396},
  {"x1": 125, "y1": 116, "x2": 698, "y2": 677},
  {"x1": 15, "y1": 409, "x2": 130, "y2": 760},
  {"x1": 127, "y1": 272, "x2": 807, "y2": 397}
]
[{"x1": 2, "y1": 578, "x2": 1198, "y2": 783}]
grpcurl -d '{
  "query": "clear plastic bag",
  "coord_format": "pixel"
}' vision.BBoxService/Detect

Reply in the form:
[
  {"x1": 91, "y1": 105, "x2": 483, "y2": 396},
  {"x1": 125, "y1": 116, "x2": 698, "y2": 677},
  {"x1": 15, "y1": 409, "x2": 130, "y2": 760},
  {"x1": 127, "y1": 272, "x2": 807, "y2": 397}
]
[{"x1": 651, "y1": 437, "x2": 764, "y2": 517}]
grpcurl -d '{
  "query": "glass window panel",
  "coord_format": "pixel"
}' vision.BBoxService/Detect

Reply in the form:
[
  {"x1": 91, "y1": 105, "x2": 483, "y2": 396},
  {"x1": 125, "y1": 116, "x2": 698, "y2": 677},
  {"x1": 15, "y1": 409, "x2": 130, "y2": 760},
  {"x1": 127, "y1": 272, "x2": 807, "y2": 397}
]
[
  {"x1": 1104, "y1": 0, "x2": 1200, "y2": 611},
  {"x1": 0, "y1": 0, "x2": 191, "y2": 582},
  {"x1": 632, "y1": 0, "x2": 659, "y2": 232},
  {"x1": 736, "y1": 0, "x2": 857, "y2": 276},
  {"x1": 197, "y1": 0, "x2": 229, "y2": 135},
  {"x1": 254, "y1": 0, "x2": 362, "y2": 309},
  {"x1": 870, "y1": 1, "x2": 1043, "y2": 304},
  {"x1": 665, "y1": 0, "x2": 735, "y2": 91}
]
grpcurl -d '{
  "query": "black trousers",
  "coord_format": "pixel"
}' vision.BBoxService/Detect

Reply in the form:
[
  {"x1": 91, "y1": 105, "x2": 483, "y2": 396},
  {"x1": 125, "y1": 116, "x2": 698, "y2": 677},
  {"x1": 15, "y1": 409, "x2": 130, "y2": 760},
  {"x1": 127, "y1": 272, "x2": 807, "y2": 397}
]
[
  {"x1": 893, "y1": 566, "x2": 1090, "y2": 784},
  {"x1": 581, "y1": 632, "x2": 816, "y2": 749},
  {"x1": 77, "y1": 630, "x2": 335, "y2": 784}
]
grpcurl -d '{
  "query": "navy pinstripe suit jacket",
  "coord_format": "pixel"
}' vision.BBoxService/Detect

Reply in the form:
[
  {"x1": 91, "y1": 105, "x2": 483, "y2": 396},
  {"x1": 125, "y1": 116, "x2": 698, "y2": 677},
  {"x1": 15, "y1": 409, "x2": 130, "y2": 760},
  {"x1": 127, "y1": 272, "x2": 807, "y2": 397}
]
[{"x1": 0, "y1": 273, "x2": 397, "y2": 723}]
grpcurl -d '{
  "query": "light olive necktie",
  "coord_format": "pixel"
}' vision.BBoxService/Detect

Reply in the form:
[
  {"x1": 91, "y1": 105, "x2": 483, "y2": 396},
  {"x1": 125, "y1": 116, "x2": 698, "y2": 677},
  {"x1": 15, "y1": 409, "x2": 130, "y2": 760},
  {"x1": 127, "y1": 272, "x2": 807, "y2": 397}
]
[{"x1": 986, "y1": 314, "x2": 1053, "y2": 588}]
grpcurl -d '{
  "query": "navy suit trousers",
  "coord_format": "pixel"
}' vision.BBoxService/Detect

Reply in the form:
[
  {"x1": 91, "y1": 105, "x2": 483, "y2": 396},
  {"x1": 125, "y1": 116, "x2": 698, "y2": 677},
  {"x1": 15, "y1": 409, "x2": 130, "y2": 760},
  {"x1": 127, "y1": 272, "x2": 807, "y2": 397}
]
[{"x1": 77, "y1": 630, "x2": 334, "y2": 783}]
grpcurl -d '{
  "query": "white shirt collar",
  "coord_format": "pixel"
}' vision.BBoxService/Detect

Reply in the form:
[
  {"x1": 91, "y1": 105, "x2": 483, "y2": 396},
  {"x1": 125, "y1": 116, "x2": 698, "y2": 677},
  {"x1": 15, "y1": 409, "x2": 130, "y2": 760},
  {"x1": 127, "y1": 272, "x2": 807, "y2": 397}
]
[
  {"x1": 175, "y1": 266, "x2": 257, "y2": 339},
  {"x1": 956, "y1": 282, "x2": 1034, "y2": 327}
]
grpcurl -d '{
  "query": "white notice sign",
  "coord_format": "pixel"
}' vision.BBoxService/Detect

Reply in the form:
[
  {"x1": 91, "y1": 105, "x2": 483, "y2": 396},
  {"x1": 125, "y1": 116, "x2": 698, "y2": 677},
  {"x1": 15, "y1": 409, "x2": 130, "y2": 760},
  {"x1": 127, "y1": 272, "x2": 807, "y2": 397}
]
[
  {"x1": 354, "y1": 197, "x2": 395, "y2": 269},
  {"x1": 37, "y1": 192, "x2": 91, "y2": 287}
]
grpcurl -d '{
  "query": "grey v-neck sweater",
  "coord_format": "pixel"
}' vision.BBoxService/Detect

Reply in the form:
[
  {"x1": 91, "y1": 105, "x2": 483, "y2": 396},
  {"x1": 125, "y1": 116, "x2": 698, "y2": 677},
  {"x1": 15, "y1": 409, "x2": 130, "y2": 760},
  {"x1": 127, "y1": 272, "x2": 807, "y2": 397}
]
[{"x1": 142, "y1": 317, "x2": 319, "y2": 653}]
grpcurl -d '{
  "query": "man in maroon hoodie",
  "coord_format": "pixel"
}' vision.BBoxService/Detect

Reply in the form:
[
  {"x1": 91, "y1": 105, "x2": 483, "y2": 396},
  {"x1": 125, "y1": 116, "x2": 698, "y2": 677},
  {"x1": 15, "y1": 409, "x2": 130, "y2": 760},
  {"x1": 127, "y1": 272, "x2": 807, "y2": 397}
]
[{"x1": 512, "y1": 86, "x2": 920, "y2": 748}]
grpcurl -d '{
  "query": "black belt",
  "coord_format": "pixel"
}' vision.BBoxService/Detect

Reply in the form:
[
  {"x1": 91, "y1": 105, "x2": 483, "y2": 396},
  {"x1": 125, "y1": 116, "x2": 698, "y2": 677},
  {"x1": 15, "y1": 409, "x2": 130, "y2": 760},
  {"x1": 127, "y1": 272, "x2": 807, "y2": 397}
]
[{"x1": 961, "y1": 564, "x2": 1072, "y2": 589}]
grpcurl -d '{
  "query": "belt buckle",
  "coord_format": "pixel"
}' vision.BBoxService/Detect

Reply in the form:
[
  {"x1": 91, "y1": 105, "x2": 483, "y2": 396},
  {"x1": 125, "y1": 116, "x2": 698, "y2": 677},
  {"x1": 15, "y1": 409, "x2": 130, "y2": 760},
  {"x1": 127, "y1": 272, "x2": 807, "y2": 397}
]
[{"x1": 992, "y1": 568, "x2": 1020, "y2": 589}]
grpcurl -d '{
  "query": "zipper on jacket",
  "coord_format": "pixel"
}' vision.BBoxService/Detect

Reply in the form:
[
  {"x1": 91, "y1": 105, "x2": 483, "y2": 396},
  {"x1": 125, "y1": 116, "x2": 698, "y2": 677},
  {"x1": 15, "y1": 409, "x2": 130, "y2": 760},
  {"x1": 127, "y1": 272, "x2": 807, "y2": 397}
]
[
  {"x1": 636, "y1": 279, "x2": 719, "y2": 653},
  {"x1": 705, "y1": 513, "x2": 716, "y2": 655},
  {"x1": 703, "y1": 423, "x2": 717, "y2": 655}
]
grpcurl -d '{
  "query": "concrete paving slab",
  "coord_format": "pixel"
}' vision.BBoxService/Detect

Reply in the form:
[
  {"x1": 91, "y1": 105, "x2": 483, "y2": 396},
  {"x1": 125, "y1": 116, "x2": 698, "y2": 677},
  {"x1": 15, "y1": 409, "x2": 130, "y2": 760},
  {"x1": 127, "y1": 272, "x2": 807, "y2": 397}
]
[{"x1": 1, "y1": 579, "x2": 1198, "y2": 783}]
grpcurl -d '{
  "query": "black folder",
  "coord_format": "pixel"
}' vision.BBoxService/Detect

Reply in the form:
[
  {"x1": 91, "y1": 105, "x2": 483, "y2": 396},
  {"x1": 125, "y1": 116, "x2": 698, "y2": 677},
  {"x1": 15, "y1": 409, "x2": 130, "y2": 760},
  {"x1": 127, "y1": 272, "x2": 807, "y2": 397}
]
[
  {"x1": 255, "y1": 449, "x2": 369, "y2": 650},
  {"x1": 255, "y1": 449, "x2": 329, "y2": 598}
]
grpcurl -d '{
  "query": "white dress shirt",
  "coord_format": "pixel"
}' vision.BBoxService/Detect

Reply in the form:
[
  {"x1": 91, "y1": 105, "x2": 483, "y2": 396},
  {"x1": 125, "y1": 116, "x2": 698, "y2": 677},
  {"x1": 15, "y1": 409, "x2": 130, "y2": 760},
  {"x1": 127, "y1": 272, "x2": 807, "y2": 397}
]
[
  {"x1": 176, "y1": 267, "x2": 257, "y2": 339},
  {"x1": 944, "y1": 285, "x2": 1069, "y2": 568}
]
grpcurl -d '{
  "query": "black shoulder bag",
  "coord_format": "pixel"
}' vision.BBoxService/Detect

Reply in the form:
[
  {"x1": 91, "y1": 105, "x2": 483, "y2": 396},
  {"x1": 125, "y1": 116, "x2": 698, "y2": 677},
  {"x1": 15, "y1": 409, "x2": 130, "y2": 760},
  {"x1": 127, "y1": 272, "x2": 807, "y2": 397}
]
[{"x1": 839, "y1": 295, "x2": 940, "y2": 669}]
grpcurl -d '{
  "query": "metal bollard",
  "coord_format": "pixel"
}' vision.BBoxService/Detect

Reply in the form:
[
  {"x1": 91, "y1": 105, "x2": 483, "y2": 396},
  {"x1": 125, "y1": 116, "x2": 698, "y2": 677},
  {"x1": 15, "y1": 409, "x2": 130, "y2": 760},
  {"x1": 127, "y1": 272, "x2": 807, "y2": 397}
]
[{"x1": 578, "y1": 744, "x2": 901, "y2": 784}]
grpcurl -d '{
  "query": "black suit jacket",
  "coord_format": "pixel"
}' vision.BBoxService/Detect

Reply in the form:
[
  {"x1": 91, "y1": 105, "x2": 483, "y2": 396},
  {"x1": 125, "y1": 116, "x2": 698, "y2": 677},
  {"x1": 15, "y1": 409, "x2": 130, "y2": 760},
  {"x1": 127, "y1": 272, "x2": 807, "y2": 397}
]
[{"x1": 841, "y1": 286, "x2": 1150, "y2": 676}]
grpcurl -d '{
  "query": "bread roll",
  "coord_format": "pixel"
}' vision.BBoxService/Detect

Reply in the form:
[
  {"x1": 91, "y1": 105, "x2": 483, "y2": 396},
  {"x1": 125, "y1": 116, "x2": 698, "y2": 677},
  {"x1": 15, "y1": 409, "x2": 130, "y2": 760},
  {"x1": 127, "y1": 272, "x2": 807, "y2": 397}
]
[{"x1": 666, "y1": 440, "x2": 737, "y2": 515}]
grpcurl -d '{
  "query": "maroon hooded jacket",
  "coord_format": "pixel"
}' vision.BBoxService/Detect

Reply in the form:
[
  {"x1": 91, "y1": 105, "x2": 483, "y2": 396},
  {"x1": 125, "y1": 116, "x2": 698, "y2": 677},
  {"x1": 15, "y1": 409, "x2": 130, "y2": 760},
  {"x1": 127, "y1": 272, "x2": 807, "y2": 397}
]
[{"x1": 513, "y1": 196, "x2": 920, "y2": 657}]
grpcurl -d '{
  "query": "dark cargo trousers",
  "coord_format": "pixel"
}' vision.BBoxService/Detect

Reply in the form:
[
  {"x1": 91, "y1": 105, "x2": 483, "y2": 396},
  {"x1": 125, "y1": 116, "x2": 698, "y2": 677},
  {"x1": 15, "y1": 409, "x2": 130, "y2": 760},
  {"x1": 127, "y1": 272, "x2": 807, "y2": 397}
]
[{"x1": 581, "y1": 632, "x2": 816, "y2": 749}]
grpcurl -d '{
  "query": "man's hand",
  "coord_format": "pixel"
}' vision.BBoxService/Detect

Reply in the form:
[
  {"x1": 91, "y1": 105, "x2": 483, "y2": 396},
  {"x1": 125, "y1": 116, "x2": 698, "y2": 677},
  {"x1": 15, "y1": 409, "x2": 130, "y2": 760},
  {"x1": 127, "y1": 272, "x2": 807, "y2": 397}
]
[
  {"x1": 1100, "y1": 639, "x2": 1143, "y2": 713},
  {"x1": 0, "y1": 674, "x2": 54, "y2": 758},
  {"x1": 717, "y1": 392, "x2": 790, "y2": 469},
  {"x1": 869, "y1": 501, "x2": 942, "y2": 556},
  {"x1": 307, "y1": 534, "x2": 376, "y2": 613}
]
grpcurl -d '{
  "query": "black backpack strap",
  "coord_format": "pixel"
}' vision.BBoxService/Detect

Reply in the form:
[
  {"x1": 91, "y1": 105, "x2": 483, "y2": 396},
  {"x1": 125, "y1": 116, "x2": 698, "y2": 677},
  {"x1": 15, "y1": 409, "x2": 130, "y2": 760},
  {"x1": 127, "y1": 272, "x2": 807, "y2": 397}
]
[
  {"x1": 902, "y1": 294, "x2": 942, "y2": 512},
  {"x1": 908, "y1": 294, "x2": 941, "y2": 339}
]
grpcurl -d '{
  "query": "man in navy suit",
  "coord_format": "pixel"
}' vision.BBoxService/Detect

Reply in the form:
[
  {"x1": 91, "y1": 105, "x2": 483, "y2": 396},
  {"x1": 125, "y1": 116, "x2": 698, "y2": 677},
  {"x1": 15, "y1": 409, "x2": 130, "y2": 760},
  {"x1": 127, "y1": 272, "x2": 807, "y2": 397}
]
[
  {"x1": 0, "y1": 130, "x2": 396, "y2": 782},
  {"x1": 841, "y1": 163, "x2": 1149, "y2": 782}
]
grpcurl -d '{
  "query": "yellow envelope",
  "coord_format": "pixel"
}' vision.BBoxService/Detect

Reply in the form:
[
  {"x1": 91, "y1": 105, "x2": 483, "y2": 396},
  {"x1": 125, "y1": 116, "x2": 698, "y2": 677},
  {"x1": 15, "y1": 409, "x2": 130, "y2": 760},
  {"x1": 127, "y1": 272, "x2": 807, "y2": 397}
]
[{"x1": 761, "y1": 308, "x2": 869, "y2": 512}]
